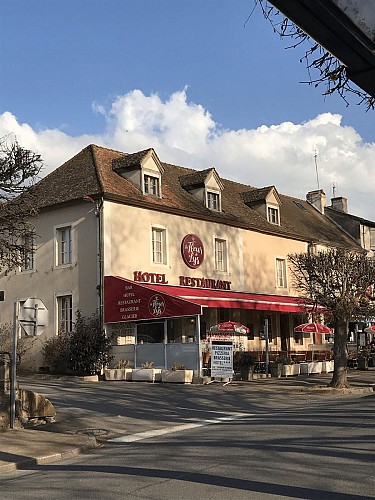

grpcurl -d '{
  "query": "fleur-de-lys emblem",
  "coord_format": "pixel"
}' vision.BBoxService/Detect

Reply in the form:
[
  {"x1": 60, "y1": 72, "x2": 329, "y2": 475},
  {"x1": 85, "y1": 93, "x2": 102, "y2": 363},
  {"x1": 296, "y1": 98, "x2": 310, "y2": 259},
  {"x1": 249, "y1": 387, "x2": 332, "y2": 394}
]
[{"x1": 148, "y1": 294, "x2": 166, "y2": 317}]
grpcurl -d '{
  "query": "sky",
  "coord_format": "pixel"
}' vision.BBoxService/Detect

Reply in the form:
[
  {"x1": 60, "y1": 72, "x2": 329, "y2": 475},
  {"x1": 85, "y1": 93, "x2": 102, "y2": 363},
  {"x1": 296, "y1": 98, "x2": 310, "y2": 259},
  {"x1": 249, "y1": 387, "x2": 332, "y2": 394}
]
[{"x1": 0, "y1": 0, "x2": 374, "y2": 220}]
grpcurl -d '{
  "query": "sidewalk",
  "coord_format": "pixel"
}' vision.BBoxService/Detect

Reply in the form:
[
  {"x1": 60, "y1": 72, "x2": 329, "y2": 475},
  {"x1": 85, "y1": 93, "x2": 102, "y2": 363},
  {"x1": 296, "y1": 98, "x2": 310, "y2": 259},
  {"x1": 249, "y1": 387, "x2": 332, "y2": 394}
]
[
  {"x1": 1, "y1": 369, "x2": 374, "y2": 474},
  {"x1": 0, "y1": 428, "x2": 97, "y2": 473}
]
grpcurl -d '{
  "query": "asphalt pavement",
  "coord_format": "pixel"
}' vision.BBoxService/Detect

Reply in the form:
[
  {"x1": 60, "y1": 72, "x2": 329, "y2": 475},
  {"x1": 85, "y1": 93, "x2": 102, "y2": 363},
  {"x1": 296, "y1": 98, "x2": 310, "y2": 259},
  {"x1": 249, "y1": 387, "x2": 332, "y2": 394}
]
[{"x1": 1, "y1": 368, "x2": 374, "y2": 474}]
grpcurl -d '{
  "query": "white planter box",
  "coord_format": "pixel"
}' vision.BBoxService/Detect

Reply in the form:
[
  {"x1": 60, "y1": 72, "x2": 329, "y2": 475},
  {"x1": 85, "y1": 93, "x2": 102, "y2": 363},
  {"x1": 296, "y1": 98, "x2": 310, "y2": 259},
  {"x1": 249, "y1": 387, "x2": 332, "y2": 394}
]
[
  {"x1": 104, "y1": 368, "x2": 132, "y2": 381},
  {"x1": 308, "y1": 361, "x2": 323, "y2": 374},
  {"x1": 282, "y1": 364, "x2": 300, "y2": 377},
  {"x1": 161, "y1": 369, "x2": 194, "y2": 384},
  {"x1": 300, "y1": 361, "x2": 323, "y2": 374},
  {"x1": 132, "y1": 368, "x2": 162, "y2": 382},
  {"x1": 299, "y1": 362, "x2": 309, "y2": 374},
  {"x1": 322, "y1": 360, "x2": 334, "y2": 373}
]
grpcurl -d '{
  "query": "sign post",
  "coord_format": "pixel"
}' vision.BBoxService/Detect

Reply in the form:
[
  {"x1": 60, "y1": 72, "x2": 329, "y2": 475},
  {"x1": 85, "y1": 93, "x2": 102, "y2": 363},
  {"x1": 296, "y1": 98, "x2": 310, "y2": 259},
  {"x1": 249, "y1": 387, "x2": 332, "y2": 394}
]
[
  {"x1": 265, "y1": 318, "x2": 269, "y2": 377},
  {"x1": 10, "y1": 298, "x2": 48, "y2": 428},
  {"x1": 10, "y1": 303, "x2": 18, "y2": 429}
]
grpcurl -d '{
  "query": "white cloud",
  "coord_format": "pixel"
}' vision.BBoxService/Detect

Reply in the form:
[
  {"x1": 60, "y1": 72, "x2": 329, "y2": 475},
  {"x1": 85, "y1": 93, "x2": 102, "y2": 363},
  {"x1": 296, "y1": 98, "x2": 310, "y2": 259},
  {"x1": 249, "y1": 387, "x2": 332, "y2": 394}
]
[{"x1": 0, "y1": 89, "x2": 374, "y2": 220}]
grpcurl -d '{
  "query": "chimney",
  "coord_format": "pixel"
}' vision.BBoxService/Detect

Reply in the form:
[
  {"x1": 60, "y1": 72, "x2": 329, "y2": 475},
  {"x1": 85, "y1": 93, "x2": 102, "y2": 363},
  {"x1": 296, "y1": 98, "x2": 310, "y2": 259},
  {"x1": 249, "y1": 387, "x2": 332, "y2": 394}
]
[
  {"x1": 330, "y1": 196, "x2": 348, "y2": 213},
  {"x1": 306, "y1": 189, "x2": 326, "y2": 214}
]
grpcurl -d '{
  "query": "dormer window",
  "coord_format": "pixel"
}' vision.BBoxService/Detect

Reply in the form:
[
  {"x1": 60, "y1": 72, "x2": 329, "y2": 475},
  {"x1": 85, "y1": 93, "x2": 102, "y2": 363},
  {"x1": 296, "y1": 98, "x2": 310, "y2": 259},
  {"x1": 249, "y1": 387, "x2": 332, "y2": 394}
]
[
  {"x1": 112, "y1": 148, "x2": 164, "y2": 199},
  {"x1": 242, "y1": 186, "x2": 282, "y2": 225},
  {"x1": 207, "y1": 191, "x2": 220, "y2": 211},
  {"x1": 144, "y1": 174, "x2": 160, "y2": 197},
  {"x1": 180, "y1": 167, "x2": 224, "y2": 212},
  {"x1": 267, "y1": 205, "x2": 280, "y2": 225}
]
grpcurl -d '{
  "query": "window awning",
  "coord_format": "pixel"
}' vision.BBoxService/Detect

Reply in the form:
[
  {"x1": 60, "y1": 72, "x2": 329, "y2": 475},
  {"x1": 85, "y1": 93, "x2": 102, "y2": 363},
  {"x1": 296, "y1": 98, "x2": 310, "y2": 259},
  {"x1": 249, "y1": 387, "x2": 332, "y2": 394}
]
[
  {"x1": 141, "y1": 283, "x2": 305, "y2": 313},
  {"x1": 104, "y1": 276, "x2": 305, "y2": 323},
  {"x1": 104, "y1": 276, "x2": 202, "y2": 323}
]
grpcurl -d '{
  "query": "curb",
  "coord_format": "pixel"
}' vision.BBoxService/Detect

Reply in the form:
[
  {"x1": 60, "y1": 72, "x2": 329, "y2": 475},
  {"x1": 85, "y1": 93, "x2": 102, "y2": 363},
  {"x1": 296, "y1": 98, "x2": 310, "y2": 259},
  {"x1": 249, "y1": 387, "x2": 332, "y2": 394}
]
[
  {"x1": 0, "y1": 434, "x2": 98, "y2": 474},
  {"x1": 298, "y1": 386, "x2": 374, "y2": 395}
]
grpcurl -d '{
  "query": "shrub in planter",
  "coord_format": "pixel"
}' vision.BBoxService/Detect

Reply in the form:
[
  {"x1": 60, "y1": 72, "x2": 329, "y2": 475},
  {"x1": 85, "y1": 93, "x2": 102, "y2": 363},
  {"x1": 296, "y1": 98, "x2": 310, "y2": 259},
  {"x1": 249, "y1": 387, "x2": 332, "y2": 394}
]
[
  {"x1": 104, "y1": 359, "x2": 133, "y2": 381},
  {"x1": 43, "y1": 310, "x2": 112, "y2": 375},
  {"x1": 42, "y1": 332, "x2": 70, "y2": 374},
  {"x1": 269, "y1": 362, "x2": 283, "y2": 378},
  {"x1": 132, "y1": 362, "x2": 162, "y2": 382},
  {"x1": 68, "y1": 311, "x2": 112, "y2": 375},
  {"x1": 161, "y1": 362, "x2": 193, "y2": 383},
  {"x1": 233, "y1": 352, "x2": 256, "y2": 381}
]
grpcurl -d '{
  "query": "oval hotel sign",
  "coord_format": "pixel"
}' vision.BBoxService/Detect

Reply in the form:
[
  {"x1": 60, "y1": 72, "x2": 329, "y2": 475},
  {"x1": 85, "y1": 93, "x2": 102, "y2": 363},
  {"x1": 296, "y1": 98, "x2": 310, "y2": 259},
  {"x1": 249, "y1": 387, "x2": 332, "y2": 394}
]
[{"x1": 181, "y1": 234, "x2": 204, "y2": 269}]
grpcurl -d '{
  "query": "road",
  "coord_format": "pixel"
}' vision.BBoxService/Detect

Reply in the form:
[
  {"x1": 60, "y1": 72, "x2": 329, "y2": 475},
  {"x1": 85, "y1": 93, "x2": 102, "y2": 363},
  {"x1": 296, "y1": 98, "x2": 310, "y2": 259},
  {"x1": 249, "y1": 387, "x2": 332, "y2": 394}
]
[{"x1": 1, "y1": 377, "x2": 374, "y2": 499}]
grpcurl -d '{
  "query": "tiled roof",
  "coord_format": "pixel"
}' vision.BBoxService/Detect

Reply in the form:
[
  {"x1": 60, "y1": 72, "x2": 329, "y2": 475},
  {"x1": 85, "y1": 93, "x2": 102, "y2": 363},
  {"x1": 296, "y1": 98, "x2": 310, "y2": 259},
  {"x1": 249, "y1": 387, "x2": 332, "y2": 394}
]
[
  {"x1": 179, "y1": 168, "x2": 215, "y2": 189},
  {"x1": 112, "y1": 149, "x2": 153, "y2": 174},
  {"x1": 32, "y1": 144, "x2": 360, "y2": 249},
  {"x1": 241, "y1": 186, "x2": 275, "y2": 205}
]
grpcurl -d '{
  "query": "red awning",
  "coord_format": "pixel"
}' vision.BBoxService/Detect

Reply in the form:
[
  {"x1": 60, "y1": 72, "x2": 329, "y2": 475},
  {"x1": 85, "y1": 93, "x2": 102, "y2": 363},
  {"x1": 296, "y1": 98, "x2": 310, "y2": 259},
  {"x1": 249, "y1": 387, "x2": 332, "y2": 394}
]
[
  {"x1": 104, "y1": 276, "x2": 202, "y2": 323},
  {"x1": 137, "y1": 282, "x2": 305, "y2": 313}
]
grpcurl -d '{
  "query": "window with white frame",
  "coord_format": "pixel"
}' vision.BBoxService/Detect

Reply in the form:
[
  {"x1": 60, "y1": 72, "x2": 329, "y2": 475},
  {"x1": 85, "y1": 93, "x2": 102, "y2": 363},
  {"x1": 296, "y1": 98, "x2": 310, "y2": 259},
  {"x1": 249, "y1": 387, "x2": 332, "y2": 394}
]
[
  {"x1": 20, "y1": 235, "x2": 35, "y2": 271},
  {"x1": 56, "y1": 226, "x2": 72, "y2": 265},
  {"x1": 214, "y1": 238, "x2": 227, "y2": 271},
  {"x1": 276, "y1": 258, "x2": 287, "y2": 288},
  {"x1": 267, "y1": 205, "x2": 280, "y2": 225},
  {"x1": 144, "y1": 174, "x2": 160, "y2": 197},
  {"x1": 370, "y1": 228, "x2": 375, "y2": 251},
  {"x1": 152, "y1": 227, "x2": 167, "y2": 264},
  {"x1": 207, "y1": 191, "x2": 220, "y2": 211},
  {"x1": 56, "y1": 295, "x2": 73, "y2": 334}
]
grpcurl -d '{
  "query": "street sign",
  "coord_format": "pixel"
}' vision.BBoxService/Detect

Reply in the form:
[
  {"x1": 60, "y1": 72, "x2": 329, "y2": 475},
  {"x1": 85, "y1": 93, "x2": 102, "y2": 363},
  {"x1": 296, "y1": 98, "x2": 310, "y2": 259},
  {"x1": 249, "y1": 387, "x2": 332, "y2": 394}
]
[{"x1": 19, "y1": 297, "x2": 48, "y2": 337}]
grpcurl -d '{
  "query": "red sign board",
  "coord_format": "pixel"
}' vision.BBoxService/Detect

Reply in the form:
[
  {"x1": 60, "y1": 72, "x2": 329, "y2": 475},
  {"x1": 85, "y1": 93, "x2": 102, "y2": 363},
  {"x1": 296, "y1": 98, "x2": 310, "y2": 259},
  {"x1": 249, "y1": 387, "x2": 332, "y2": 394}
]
[
  {"x1": 181, "y1": 234, "x2": 204, "y2": 269},
  {"x1": 104, "y1": 276, "x2": 201, "y2": 323}
]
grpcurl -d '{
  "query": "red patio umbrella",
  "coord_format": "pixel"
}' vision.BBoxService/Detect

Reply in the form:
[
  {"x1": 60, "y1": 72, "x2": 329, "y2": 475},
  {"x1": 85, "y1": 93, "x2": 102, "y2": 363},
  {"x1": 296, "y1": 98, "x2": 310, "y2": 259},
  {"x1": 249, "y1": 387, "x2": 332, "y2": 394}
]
[
  {"x1": 210, "y1": 321, "x2": 250, "y2": 335},
  {"x1": 294, "y1": 322, "x2": 333, "y2": 334}
]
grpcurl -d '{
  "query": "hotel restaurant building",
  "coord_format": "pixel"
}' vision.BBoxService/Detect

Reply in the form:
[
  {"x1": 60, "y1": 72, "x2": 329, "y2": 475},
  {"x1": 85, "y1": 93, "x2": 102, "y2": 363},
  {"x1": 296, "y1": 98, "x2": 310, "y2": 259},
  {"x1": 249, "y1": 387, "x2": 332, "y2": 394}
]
[{"x1": 0, "y1": 145, "x2": 362, "y2": 373}]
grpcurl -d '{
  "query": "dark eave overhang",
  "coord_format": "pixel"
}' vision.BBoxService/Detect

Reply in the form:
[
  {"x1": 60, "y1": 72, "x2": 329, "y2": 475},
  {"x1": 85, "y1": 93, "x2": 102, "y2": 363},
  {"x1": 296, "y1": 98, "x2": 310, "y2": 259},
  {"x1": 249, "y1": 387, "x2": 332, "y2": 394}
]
[{"x1": 269, "y1": 0, "x2": 375, "y2": 98}]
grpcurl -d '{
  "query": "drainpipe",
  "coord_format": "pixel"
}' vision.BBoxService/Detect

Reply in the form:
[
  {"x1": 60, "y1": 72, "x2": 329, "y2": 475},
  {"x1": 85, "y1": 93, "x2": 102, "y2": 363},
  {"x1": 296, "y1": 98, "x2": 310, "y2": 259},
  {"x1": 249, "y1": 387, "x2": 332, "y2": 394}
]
[
  {"x1": 164, "y1": 319, "x2": 168, "y2": 369},
  {"x1": 97, "y1": 198, "x2": 104, "y2": 332},
  {"x1": 83, "y1": 196, "x2": 104, "y2": 331}
]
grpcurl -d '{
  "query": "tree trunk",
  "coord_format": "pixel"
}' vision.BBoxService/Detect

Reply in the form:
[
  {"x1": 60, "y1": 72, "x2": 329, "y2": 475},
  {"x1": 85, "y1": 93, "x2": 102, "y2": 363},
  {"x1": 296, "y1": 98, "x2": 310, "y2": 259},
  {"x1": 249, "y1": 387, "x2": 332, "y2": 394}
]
[{"x1": 328, "y1": 319, "x2": 349, "y2": 388}]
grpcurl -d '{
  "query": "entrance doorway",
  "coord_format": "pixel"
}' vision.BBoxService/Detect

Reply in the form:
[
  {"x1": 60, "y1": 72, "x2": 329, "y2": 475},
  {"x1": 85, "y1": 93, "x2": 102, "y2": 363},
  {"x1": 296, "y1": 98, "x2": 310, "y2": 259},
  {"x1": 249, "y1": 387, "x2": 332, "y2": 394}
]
[{"x1": 280, "y1": 314, "x2": 289, "y2": 352}]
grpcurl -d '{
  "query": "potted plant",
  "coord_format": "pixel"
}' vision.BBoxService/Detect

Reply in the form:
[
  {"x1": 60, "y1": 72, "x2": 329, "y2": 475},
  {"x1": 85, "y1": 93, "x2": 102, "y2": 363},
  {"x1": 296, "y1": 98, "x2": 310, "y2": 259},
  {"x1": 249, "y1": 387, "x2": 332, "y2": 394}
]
[
  {"x1": 132, "y1": 361, "x2": 162, "y2": 382},
  {"x1": 269, "y1": 356, "x2": 283, "y2": 378},
  {"x1": 234, "y1": 352, "x2": 255, "y2": 381},
  {"x1": 281, "y1": 358, "x2": 300, "y2": 377},
  {"x1": 161, "y1": 362, "x2": 194, "y2": 383},
  {"x1": 104, "y1": 359, "x2": 133, "y2": 381}
]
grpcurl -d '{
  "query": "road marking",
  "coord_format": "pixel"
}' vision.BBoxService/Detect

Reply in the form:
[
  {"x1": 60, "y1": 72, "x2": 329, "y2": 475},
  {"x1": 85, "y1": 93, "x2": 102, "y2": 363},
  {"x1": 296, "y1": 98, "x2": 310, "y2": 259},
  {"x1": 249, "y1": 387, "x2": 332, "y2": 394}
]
[
  {"x1": 108, "y1": 413, "x2": 251, "y2": 443},
  {"x1": 175, "y1": 406, "x2": 250, "y2": 414}
]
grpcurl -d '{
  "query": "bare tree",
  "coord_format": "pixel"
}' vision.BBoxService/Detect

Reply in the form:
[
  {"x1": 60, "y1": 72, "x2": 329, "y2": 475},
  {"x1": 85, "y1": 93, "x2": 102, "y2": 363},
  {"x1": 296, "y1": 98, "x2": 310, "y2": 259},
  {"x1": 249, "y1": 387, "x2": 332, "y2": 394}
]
[
  {"x1": 288, "y1": 248, "x2": 375, "y2": 388},
  {"x1": 0, "y1": 138, "x2": 42, "y2": 271},
  {"x1": 254, "y1": 1, "x2": 375, "y2": 110},
  {"x1": 0, "y1": 322, "x2": 36, "y2": 366}
]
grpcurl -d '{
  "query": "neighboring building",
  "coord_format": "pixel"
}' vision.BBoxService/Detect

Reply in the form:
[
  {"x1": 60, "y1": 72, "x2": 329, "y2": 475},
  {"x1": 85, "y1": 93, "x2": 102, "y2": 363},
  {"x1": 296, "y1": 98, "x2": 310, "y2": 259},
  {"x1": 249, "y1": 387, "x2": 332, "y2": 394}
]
[
  {"x1": 325, "y1": 196, "x2": 375, "y2": 259},
  {"x1": 0, "y1": 145, "x2": 363, "y2": 372},
  {"x1": 306, "y1": 189, "x2": 375, "y2": 258}
]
